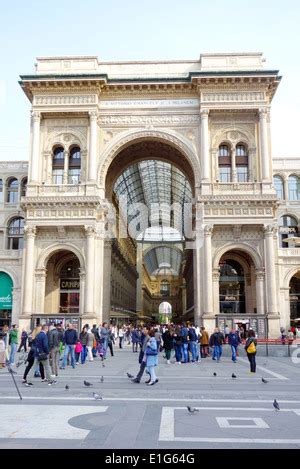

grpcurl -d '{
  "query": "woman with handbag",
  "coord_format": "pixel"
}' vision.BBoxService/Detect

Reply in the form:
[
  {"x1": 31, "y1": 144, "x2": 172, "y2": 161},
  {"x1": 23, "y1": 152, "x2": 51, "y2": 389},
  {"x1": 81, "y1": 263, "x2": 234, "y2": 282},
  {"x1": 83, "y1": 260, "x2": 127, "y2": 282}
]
[
  {"x1": 145, "y1": 329, "x2": 159, "y2": 386},
  {"x1": 244, "y1": 329, "x2": 257, "y2": 373}
]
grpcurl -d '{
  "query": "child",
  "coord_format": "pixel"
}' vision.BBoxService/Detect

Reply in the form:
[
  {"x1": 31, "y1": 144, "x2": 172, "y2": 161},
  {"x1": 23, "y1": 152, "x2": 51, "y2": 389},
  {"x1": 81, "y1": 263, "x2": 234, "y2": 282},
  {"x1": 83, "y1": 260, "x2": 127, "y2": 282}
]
[
  {"x1": 0, "y1": 334, "x2": 5, "y2": 368},
  {"x1": 75, "y1": 340, "x2": 82, "y2": 364}
]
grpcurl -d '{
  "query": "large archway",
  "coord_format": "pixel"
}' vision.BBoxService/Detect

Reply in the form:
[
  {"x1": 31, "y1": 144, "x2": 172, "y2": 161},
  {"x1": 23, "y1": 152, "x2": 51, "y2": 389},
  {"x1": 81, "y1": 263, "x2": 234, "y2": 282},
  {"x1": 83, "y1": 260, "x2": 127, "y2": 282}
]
[
  {"x1": 104, "y1": 138, "x2": 197, "y2": 324},
  {"x1": 289, "y1": 271, "x2": 300, "y2": 323}
]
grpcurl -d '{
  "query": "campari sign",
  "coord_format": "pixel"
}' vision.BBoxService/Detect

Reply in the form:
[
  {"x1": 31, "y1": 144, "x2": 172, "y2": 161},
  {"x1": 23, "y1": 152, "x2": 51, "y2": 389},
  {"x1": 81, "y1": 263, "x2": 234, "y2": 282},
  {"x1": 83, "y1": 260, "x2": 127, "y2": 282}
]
[{"x1": 0, "y1": 272, "x2": 13, "y2": 310}]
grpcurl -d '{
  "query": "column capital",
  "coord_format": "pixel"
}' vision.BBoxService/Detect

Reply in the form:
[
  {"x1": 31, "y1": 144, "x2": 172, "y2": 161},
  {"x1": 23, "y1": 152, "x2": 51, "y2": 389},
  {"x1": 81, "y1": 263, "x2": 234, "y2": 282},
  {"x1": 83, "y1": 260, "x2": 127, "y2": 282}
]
[
  {"x1": 31, "y1": 111, "x2": 41, "y2": 121},
  {"x1": 24, "y1": 225, "x2": 37, "y2": 239},
  {"x1": 212, "y1": 268, "x2": 220, "y2": 281},
  {"x1": 263, "y1": 223, "x2": 278, "y2": 237},
  {"x1": 258, "y1": 107, "x2": 269, "y2": 119},
  {"x1": 89, "y1": 110, "x2": 98, "y2": 120},
  {"x1": 204, "y1": 224, "x2": 214, "y2": 236},
  {"x1": 200, "y1": 108, "x2": 210, "y2": 118},
  {"x1": 79, "y1": 269, "x2": 86, "y2": 280},
  {"x1": 84, "y1": 225, "x2": 96, "y2": 237},
  {"x1": 35, "y1": 268, "x2": 47, "y2": 281},
  {"x1": 255, "y1": 269, "x2": 265, "y2": 280}
]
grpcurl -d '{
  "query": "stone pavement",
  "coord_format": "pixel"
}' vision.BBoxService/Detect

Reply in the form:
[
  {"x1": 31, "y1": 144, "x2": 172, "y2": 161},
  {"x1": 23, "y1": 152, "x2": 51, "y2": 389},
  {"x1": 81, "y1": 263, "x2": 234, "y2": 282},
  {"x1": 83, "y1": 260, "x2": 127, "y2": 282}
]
[{"x1": 1, "y1": 343, "x2": 300, "y2": 449}]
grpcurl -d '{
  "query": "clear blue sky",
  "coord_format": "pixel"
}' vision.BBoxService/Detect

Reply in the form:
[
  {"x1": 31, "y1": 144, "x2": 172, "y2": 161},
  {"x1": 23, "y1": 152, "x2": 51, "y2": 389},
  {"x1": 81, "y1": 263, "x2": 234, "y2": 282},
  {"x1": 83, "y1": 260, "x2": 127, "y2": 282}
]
[{"x1": 0, "y1": 0, "x2": 299, "y2": 160}]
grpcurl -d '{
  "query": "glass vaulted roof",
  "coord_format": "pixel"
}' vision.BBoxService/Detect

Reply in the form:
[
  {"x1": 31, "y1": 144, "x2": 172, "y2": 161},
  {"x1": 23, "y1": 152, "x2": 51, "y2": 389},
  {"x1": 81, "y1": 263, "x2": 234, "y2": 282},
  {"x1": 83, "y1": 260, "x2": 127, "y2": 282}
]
[
  {"x1": 114, "y1": 160, "x2": 192, "y2": 241},
  {"x1": 144, "y1": 246, "x2": 183, "y2": 277}
]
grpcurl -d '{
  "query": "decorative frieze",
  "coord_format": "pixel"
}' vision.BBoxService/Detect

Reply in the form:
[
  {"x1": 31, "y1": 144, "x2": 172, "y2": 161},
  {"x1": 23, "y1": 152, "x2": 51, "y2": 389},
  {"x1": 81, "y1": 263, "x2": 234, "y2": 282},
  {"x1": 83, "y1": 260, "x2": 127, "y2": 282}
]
[
  {"x1": 34, "y1": 94, "x2": 97, "y2": 105},
  {"x1": 202, "y1": 91, "x2": 265, "y2": 103},
  {"x1": 98, "y1": 114, "x2": 200, "y2": 126}
]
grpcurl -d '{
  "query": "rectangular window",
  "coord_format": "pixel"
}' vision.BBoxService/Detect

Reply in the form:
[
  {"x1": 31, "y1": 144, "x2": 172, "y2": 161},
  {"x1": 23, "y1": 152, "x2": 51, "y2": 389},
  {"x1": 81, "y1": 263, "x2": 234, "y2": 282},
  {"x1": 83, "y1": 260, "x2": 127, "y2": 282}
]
[
  {"x1": 68, "y1": 169, "x2": 81, "y2": 184},
  {"x1": 8, "y1": 191, "x2": 18, "y2": 204},
  {"x1": 219, "y1": 167, "x2": 231, "y2": 183},
  {"x1": 52, "y1": 169, "x2": 64, "y2": 185},
  {"x1": 237, "y1": 167, "x2": 248, "y2": 182}
]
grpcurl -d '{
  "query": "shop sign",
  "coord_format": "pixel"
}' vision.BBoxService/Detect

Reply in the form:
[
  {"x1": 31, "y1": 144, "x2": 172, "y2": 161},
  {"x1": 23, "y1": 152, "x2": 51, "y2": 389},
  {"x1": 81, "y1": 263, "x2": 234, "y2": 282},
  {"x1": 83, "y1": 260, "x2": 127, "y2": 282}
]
[
  {"x1": 60, "y1": 279, "x2": 80, "y2": 290},
  {"x1": 0, "y1": 272, "x2": 13, "y2": 310},
  {"x1": 279, "y1": 226, "x2": 298, "y2": 234}
]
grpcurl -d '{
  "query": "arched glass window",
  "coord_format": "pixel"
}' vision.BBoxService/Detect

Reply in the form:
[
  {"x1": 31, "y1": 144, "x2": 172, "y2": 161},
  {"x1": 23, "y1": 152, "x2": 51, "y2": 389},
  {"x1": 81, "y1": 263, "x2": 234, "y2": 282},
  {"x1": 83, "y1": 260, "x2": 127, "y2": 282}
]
[
  {"x1": 21, "y1": 177, "x2": 27, "y2": 197},
  {"x1": 279, "y1": 215, "x2": 298, "y2": 248},
  {"x1": 218, "y1": 144, "x2": 231, "y2": 182},
  {"x1": 52, "y1": 146, "x2": 64, "y2": 185},
  {"x1": 6, "y1": 178, "x2": 19, "y2": 203},
  {"x1": 0, "y1": 179, "x2": 3, "y2": 203},
  {"x1": 273, "y1": 175, "x2": 284, "y2": 199},
  {"x1": 288, "y1": 175, "x2": 300, "y2": 200},
  {"x1": 236, "y1": 143, "x2": 248, "y2": 182},
  {"x1": 160, "y1": 279, "x2": 170, "y2": 297},
  {"x1": 68, "y1": 146, "x2": 81, "y2": 184},
  {"x1": 59, "y1": 258, "x2": 80, "y2": 315},
  {"x1": 8, "y1": 217, "x2": 24, "y2": 250}
]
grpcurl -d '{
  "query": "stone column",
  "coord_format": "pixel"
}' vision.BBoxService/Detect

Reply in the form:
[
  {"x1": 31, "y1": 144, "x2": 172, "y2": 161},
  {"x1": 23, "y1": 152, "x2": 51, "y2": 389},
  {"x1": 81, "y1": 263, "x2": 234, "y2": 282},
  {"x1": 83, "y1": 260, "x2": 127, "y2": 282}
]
[
  {"x1": 212, "y1": 268, "x2": 220, "y2": 315},
  {"x1": 88, "y1": 111, "x2": 98, "y2": 182},
  {"x1": 79, "y1": 270, "x2": 86, "y2": 316},
  {"x1": 102, "y1": 240, "x2": 112, "y2": 324},
  {"x1": 29, "y1": 112, "x2": 41, "y2": 183},
  {"x1": 255, "y1": 269, "x2": 265, "y2": 315},
  {"x1": 200, "y1": 109, "x2": 210, "y2": 181},
  {"x1": 231, "y1": 148, "x2": 237, "y2": 182},
  {"x1": 136, "y1": 242, "x2": 143, "y2": 316},
  {"x1": 263, "y1": 224, "x2": 278, "y2": 314},
  {"x1": 22, "y1": 225, "x2": 37, "y2": 315},
  {"x1": 84, "y1": 225, "x2": 96, "y2": 315},
  {"x1": 63, "y1": 150, "x2": 69, "y2": 185},
  {"x1": 259, "y1": 108, "x2": 271, "y2": 181},
  {"x1": 34, "y1": 268, "x2": 47, "y2": 314},
  {"x1": 203, "y1": 224, "x2": 214, "y2": 316}
]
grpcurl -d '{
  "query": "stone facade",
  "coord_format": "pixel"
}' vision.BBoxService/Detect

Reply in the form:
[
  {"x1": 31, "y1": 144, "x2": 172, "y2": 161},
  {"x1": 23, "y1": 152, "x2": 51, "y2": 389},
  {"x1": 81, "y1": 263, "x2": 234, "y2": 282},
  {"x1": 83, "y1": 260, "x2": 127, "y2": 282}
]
[{"x1": 0, "y1": 52, "x2": 298, "y2": 337}]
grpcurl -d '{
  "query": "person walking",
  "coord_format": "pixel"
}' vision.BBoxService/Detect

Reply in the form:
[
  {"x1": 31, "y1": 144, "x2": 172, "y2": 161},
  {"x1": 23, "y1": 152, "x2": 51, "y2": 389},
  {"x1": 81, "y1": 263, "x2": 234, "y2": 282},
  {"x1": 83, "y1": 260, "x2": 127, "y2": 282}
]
[
  {"x1": 209, "y1": 328, "x2": 225, "y2": 361},
  {"x1": 132, "y1": 327, "x2": 140, "y2": 353},
  {"x1": 107, "y1": 327, "x2": 115, "y2": 357},
  {"x1": 181, "y1": 323, "x2": 189, "y2": 363},
  {"x1": 162, "y1": 326, "x2": 173, "y2": 364},
  {"x1": 245, "y1": 329, "x2": 257, "y2": 373},
  {"x1": 9, "y1": 325, "x2": 19, "y2": 366},
  {"x1": 173, "y1": 325, "x2": 183, "y2": 364},
  {"x1": 48, "y1": 324, "x2": 61, "y2": 376},
  {"x1": 99, "y1": 322, "x2": 109, "y2": 358},
  {"x1": 118, "y1": 326, "x2": 124, "y2": 349},
  {"x1": 145, "y1": 329, "x2": 159, "y2": 385},
  {"x1": 60, "y1": 323, "x2": 77, "y2": 370},
  {"x1": 87, "y1": 328, "x2": 95, "y2": 361},
  {"x1": 224, "y1": 325, "x2": 230, "y2": 342},
  {"x1": 200, "y1": 327, "x2": 210, "y2": 358},
  {"x1": 131, "y1": 326, "x2": 151, "y2": 383},
  {"x1": 188, "y1": 324, "x2": 198, "y2": 363},
  {"x1": 228, "y1": 328, "x2": 242, "y2": 362},
  {"x1": 79, "y1": 326, "x2": 88, "y2": 364},
  {"x1": 91, "y1": 324, "x2": 100, "y2": 357},
  {"x1": 75, "y1": 340, "x2": 82, "y2": 364},
  {"x1": 0, "y1": 333, "x2": 6, "y2": 368},
  {"x1": 18, "y1": 328, "x2": 28, "y2": 352},
  {"x1": 25, "y1": 324, "x2": 56, "y2": 386},
  {"x1": 23, "y1": 332, "x2": 45, "y2": 384}
]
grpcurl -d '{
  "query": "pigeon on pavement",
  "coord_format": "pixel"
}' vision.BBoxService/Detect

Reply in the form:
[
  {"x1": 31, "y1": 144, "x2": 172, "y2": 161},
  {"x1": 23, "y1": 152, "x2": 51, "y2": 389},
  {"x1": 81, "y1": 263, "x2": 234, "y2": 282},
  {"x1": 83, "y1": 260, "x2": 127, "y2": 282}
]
[
  {"x1": 65, "y1": 385, "x2": 69, "y2": 390},
  {"x1": 127, "y1": 373, "x2": 134, "y2": 379},
  {"x1": 187, "y1": 406, "x2": 199, "y2": 414},
  {"x1": 92, "y1": 392, "x2": 102, "y2": 400},
  {"x1": 213, "y1": 372, "x2": 217, "y2": 377},
  {"x1": 84, "y1": 380, "x2": 93, "y2": 387},
  {"x1": 262, "y1": 378, "x2": 268, "y2": 384},
  {"x1": 100, "y1": 376, "x2": 104, "y2": 383},
  {"x1": 273, "y1": 399, "x2": 280, "y2": 411},
  {"x1": 232, "y1": 373, "x2": 237, "y2": 378}
]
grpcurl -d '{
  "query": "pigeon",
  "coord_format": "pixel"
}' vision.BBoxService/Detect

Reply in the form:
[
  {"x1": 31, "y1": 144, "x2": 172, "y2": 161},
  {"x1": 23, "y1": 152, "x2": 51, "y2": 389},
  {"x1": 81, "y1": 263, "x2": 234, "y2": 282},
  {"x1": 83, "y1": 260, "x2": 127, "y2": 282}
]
[
  {"x1": 84, "y1": 380, "x2": 93, "y2": 387},
  {"x1": 92, "y1": 392, "x2": 102, "y2": 400},
  {"x1": 187, "y1": 406, "x2": 199, "y2": 414},
  {"x1": 273, "y1": 399, "x2": 280, "y2": 411},
  {"x1": 16, "y1": 361, "x2": 23, "y2": 368},
  {"x1": 65, "y1": 385, "x2": 69, "y2": 390},
  {"x1": 102, "y1": 362, "x2": 105, "y2": 368},
  {"x1": 127, "y1": 373, "x2": 134, "y2": 379},
  {"x1": 232, "y1": 373, "x2": 237, "y2": 379},
  {"x1": 213, "y1": 372, "x2": 217, "y2": 377},
  {"x1": 100, "y1": 376, "x2": 104, "y2": 383},
  {"x1": 262, "y1": 378, "x2": 268, "y2": 384}
]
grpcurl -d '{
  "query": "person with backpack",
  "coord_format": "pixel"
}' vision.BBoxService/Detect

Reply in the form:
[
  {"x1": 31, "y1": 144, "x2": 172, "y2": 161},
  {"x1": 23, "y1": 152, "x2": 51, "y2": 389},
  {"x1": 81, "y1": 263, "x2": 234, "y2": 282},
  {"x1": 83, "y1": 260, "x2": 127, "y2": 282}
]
[
  {"x1": 188, "y1": 324, "x2": 198, "y2": 363},
  {"x1": 209, "y1": 328, "x2": 225, "y2": 361},
  {"x1": 228, "y1": 328, "x2": 242, "y2": 363},
  {"x1": 24, "y1": 324, "x2": 56, "y2": 386},
  {"x1": 48, "y1": 324, "x2": 61, "y2": 376},
  {"x1": 245, "y1": 329, "x2": 257, "y2": 373}
]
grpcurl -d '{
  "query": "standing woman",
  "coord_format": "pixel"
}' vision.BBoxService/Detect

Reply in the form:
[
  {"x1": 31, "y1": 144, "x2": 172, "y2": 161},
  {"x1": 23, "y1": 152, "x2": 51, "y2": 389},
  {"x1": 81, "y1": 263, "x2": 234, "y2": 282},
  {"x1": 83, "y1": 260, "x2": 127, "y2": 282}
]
[
  {"x1": 79, "y1": 326, "x2": 88, "y2": 364},
  {"x1": 245, "y1": 329, "x2": 257, "y2": 373},
  {"x1": 162, "y1": 327, "x2": 173, "y2": 364},
  {"x1": 86, "y1": 328, "x2": 95, "y2": 362},
  {"x1": 118, "y1": 326, "x2": 124, "y2": 349},
  {"x1": 22, "y1": 326, "x2": 45, "y2": 384},
  {"x1": 145, "y1": 329, "x2": 159, "y2": 385}
]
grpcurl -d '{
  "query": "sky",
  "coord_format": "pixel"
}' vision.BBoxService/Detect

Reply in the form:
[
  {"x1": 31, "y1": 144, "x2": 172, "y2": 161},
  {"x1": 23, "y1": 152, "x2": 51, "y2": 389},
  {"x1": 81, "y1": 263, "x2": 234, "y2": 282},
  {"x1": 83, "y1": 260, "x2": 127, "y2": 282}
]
[{"x1": 0, "y1": 0, "x2": 299, "y2": 161}]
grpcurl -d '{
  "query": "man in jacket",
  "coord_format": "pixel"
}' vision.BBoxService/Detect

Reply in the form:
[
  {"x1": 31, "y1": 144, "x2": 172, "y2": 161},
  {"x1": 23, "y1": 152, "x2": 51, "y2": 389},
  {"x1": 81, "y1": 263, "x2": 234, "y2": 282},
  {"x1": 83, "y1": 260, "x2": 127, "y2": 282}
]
[
  {"x1": 181, "y1": 323, "x2": 189, "y2": 363},
  {"x1": 18, "y1": 328, "x2": 28, "y2": 352},
  {"x1": 188, "y1": 325, "x2": 198, "y2": 363},
  {"x1": 91, "y1": 324, "x2": 100, "y2": 357},
  {"x1": 200, "y1": 326, "x2": 210, "y2": 358},
  {"x1": 60, "y1": 323, "x2": 78, "y2": 369},
  {"x1": 99, "y1": 322, "x2": 110, "y2": 358},
  {"x1": 228, "y1": 328, "x2": 242, "y2": 362},
  {"x1": 25, "y1": 324, "x2": 56, "y2": 386},
  {"x1": 209, "y1": 328, "x2": 225, "y2": 361},
  {"x1": 131, "y1": 326, "x2": 151, "y2": 383},
  {"x1": 48, "y1": 324, "x2": 60, "y2": 376}
]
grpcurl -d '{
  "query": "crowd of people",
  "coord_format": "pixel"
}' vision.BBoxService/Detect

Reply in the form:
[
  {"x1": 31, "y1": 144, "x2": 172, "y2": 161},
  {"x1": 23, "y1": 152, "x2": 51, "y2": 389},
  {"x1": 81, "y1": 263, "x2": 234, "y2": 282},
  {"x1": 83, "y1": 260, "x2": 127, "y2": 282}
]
[{"x1": 1, "y1": 320, "x2": 291, "y2": 385}]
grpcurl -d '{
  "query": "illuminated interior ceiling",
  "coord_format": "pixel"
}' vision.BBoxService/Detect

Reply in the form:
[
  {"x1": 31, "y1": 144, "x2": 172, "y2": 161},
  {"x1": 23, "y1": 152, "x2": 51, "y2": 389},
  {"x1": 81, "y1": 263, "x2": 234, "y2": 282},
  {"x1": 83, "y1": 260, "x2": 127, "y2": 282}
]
[
  {"x1": 114, "y1": 160, "x2": 192, "y2": 242},
  {"x1": 143, "y1": 246, "x2": 183, "y2": 277}
]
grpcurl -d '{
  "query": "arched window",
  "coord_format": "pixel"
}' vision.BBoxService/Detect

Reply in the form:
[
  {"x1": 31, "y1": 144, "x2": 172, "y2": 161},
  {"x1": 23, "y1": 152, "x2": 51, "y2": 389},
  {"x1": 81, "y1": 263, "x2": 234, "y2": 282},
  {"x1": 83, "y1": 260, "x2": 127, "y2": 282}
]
[
  {"x1": 219, "y1": 259, "x2": 245, "y2": 314},
  {"x1": 68, "y1": 146, "x2": 81, "y2": 184},
  {"x1": 279, "y1": 215, "x2": 298, "y2": 248},
  {"x1": 273, "y1": 175, "x2": 284, "y2": 199},
  {"x1": 288, "y1": 175, "x2": 300, "y2": 200},
  {"x1": 160, "y1": 279, "x2": 170, "y2": 296},
  {"x1": 21, "y1": 177, "x2": 27, "y2": 197},
  {"x1": 236, "y1": 143, "x2": 248, "y2": 182},
  {"x1": 52, "y1": 146, "x2": 64, "y2": 185},
  {"x1": 0, "y1": 179, "x2": 3, "y2": 203},
  {"x1": 218, "y1": 144, "x2": 231, "y2": 182},
  {"x1": 7, "y1": 217, "x2": 24, "y2": 250},
  {"x1": 6, "y1": 178, "x2": 19, "y2": 203}
]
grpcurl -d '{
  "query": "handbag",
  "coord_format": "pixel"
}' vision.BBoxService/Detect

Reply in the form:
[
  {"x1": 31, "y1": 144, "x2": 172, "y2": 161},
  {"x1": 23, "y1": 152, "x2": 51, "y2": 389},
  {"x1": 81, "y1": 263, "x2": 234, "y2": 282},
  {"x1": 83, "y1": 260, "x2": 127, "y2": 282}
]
[
  {"x1": 246, "y1": 341, "x2": 256, "y2": 354},
  {"x1": 146, "y1": 347, "x2": 158, "y2": 356},
  {"x1": 37, "y1": 352, "x2": 48, "y2": 361}
]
